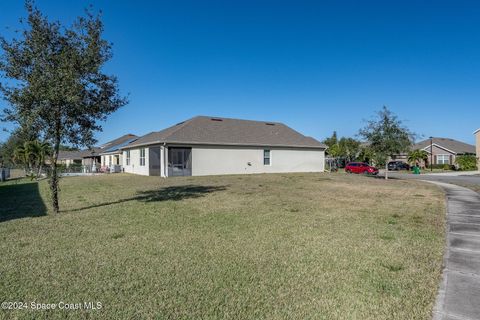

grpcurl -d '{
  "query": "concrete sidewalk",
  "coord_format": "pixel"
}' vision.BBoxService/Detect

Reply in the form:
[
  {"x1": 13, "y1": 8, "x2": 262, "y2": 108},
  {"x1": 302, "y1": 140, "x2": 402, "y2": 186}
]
[
  {"x1": 427, "y1": 181, "x2": 480, "y2": 320},
  {"x1": 422, "y1": 171, "x2": 480, "y2": 177}
]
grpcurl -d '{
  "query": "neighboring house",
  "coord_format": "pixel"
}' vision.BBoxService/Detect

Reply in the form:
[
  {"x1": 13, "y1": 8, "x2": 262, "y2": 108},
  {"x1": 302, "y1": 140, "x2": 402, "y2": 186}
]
[
  {"x1": 98, "y1": 134, "x2": 138, "y2": 171},
  {"x1": 411, "y1": 137, "x2": 476, "y2": 167},
  {"x1": 475, "y1": 129, "x2": 480, "y2": 168},
  {"x1": 79, "y1": 147, "x2": 103, "y2": 168},
  {"x1": 120, "y1": 116, "x2": 326, "y2": 177},
  {"x1": 57, "y1": 150, "x2": 83, "y2": 167},
  {"x1": 78, "y1": 134, "x2": 138, "y2": 170}
]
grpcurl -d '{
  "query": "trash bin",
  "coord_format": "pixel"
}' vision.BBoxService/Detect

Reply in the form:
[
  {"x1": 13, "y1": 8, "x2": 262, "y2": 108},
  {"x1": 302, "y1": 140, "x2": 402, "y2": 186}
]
[{"x1": 412, "y1": 166, "x2": 420, "y2": 175}]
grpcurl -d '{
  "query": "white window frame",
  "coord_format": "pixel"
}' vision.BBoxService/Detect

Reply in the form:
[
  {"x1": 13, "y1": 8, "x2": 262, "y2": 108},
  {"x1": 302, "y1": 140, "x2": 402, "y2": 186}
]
[
  {"x1": 263, "y1": 149, "x2": 271, "y2": 166},
  {"x1": 126, "y1": 150, "x2": 130, "y2": 166},
  {"x1": 437, "y1": 154, "x2": 450, "y2": 165},
  {"x1": 140, "y1": 148, "x2": 146, "y2": 166}
]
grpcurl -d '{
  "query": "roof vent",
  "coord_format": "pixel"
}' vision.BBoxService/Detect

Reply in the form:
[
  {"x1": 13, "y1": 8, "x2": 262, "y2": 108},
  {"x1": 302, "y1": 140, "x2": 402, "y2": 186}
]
[
  {"x1": 210, "y1": 118, "x2": 223, "y2": 122},
  {"x1": 265, "y1": 122, "x2": 276, "y2": 126},
  {"x1": 175, "y1": 121, "x2": 185, "y2": 126}
]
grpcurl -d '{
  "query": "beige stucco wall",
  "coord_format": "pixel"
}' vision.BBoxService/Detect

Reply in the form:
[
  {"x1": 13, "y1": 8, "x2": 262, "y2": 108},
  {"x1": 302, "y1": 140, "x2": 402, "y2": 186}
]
[
  {"x1": 122, "y1": 148, "x2": 150, "y2": 176},
  {"x1": 122, "y1": 144, "x2": 325, "y2": 177},
  {"x1": 58, "y1": 159, "x2": 79, "y2": 167},
  {"x1": 101, "y1": 153, "x2": 122, "y2": 167},
  {"x1": 191, "y1": 146, "x2": 325, "y2": 176}
]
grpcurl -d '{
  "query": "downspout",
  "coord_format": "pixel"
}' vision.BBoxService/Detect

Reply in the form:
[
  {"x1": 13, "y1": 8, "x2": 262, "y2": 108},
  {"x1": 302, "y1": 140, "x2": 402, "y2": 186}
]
[{"x1": 163, "y1": 143, "x2": 167, "y2": 178}]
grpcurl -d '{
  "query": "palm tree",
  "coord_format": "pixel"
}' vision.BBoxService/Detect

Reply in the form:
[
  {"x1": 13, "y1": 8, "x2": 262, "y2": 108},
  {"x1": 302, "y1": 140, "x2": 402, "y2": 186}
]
[
  {"x1": 408, "y1": 149, "x2": 429, "y2": 167},
  {"x1": 35, "y1": 141, "x2": 52, "y2": 178},
  {"x1": 13, "y1": 143, "x2": 31, "y2": 174},
  {"x1": 13, "y1": 140, "x2": 52, "y2": 178}
]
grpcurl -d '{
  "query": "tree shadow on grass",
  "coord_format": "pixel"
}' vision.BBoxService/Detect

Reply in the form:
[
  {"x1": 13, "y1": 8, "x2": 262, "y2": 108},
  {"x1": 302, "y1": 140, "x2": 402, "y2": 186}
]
[
  {"x1": 0, "y1": 181, "x2": 47, "y2": 223},
  {"x1": 365, "y1": 174, "x2": 401, "y2": 180},
  {"x1": 66, "y1": 185, "x2": 228, "y2": 213}
]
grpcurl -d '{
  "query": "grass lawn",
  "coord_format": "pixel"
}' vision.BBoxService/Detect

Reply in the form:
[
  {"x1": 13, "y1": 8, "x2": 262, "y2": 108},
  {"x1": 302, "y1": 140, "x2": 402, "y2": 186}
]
[
  {"x1": 0, "y1": 173, "x2": 445, "y2": 319},
  {"x1": 445, "y1": 181, "x2": 480, "y2": 194}
]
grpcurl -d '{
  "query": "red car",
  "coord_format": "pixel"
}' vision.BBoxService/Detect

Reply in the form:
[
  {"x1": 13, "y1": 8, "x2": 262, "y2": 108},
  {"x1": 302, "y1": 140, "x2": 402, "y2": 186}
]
[{"x1": 345, "y1": 162, "x2": 379, "y2": 175}]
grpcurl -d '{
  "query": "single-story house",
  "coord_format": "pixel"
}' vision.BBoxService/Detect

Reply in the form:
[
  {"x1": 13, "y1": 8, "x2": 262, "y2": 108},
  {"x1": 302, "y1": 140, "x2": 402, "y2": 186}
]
[
  {"x1": 398, "y1": 137, "x2": 476, "y2": 167},
  {"x1": 475, "y1": 129, "x2": 480, "y2": 168},
  {"x1": 57, "y1": 150, "x2": 83, "y2": 167},
  {"x1": 99, "y1": 134, "x2": 138, "y2": 171},
  {"x1": 120, "y1": 116, "x2": 326, "y2": 177},
  {"x1": 78, "y1": 134, "x2": 137, "y2": 170},
  {"x1": 79, "y1": 147, "x2": 103, "y2": 168}
]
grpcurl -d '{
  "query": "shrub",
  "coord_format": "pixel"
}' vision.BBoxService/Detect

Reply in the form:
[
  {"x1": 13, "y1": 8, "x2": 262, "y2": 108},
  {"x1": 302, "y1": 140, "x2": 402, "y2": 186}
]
[
  {"x1": 427, "y1": 164, "x2": 455, "y2": 170},
  {"x1": 455, "y1": 155, "x2": 478, "y2": 171}
]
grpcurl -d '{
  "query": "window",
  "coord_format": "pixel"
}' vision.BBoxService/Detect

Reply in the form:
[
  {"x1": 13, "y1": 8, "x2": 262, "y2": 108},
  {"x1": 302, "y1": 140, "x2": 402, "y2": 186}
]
[
  {"x1": 437, "y1": 154, "x2": 450, "y2": 165},
  {"x1": 140, "y1": 148, "x2": 146, "y2": 166},
  {"x1": 126, "y1": 150, "x2": 130, "y2": 165},
  {"x1": 263, "y1": 150, "x2": 271, "y2": 165}
]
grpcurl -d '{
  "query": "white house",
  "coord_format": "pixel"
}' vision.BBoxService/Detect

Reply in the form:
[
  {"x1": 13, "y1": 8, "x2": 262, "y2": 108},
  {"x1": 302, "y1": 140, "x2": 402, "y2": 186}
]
[
  {"x1": 98, "y1": 134, "x2": 138, "y2": 171},
  {"x1": 120, "y1": 116, "x2": 326, "y2": 177}
]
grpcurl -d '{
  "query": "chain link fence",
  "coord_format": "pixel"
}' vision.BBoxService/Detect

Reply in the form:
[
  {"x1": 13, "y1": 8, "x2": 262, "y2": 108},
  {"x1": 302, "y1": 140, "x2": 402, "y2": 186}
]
[{"x1": 0, "y1": 164, "x2": 110, "y2": 181}]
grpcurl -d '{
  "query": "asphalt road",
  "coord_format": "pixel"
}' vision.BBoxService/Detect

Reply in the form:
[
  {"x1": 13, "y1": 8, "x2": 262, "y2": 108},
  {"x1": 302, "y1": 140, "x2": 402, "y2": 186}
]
[{"x1": 381, "y1": 171, "x2": 480, "y2": 187}]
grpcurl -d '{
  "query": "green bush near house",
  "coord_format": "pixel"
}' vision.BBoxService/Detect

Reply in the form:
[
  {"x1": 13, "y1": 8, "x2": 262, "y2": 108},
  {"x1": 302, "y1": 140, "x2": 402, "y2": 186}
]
[
  {"x1": 427, "y1": 164, "x2": 456, "y2": 170},
  {"x1": 455, "y1": 155, "x2": 478, "y2": 171}
]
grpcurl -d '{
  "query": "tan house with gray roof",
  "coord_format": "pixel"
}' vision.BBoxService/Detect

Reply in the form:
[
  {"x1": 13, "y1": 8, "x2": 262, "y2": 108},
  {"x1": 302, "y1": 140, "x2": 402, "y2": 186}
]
[
  {"x1": 120, "y1": 116, "x2": 326, "y2": 177},
  {"x1": 413, "y1": 137, "x2": 476, "y2": 167}
]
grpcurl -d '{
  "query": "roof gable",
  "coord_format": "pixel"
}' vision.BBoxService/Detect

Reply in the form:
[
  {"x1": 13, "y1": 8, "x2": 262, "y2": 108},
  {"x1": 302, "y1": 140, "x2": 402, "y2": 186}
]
[{"x1": 414, "y1": 137, "x2": 475, "y2": 154}]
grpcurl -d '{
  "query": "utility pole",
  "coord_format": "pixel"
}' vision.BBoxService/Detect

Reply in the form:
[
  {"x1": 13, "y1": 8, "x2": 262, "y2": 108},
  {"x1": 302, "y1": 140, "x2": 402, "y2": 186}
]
[{"x1": 430, "y1": 137, "x2": 433, "y2": 171}]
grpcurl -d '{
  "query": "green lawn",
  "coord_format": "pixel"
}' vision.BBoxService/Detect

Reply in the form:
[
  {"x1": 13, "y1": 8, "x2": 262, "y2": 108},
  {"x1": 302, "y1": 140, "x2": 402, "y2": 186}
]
[{"x1": 0, "y1": 173, "x2": 445, "y2": 319}]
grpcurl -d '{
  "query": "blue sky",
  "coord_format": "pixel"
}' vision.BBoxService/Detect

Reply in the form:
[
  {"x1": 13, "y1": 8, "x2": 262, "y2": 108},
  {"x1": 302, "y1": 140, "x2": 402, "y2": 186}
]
[{"x1": 1, "y1": 0, "x2": 479, "y2": 145}]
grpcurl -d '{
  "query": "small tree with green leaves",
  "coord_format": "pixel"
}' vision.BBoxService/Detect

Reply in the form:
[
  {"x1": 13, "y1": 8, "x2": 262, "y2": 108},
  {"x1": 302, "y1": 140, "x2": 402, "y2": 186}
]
[
  {"x1": 0, "y1": 127, "x2": 38, "y2": 166},
  {"x1": 0, "y1": 1, "x2": 127, "y2": 212},
  {"x1": 455, "y1": 155, "x2": 478, "y2": 171},
  {"x1": 323, "y1": 131, "x2": 340, "y2": 157},
  {"x1": 13, "y1": 140, "x2": 51, "y2": 179},
  {"x1": 359, "y1": 106, "x2": 414, "y2": 179},
  {"x1": 357, "y1": 144, "x2": 380, "y2": 165},
  {"x1": 338, "y1": 137, "x2": 360, "y2": 163},
  {"x1": 324, "y1": 132, "x2": 361, "y2": 162}
]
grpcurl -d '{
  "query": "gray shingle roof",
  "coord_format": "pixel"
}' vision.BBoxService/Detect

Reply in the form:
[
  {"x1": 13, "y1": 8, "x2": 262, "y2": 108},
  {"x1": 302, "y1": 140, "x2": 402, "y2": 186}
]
[
  {"x1": 57, "y1": 150, "x2": 83, "y2": 160},
  {"x1": 99, "y1": 134, "x2": 138, "y2": 151},
  {"x1": 80, "y1": 134, "x2": 138, "y2": 157},
  {"x1": 123, "y1": 116, "x2": 325, "y2": 149},
  {"x1": 414, "y1": 137, "x2": 476, "y2": 154}
]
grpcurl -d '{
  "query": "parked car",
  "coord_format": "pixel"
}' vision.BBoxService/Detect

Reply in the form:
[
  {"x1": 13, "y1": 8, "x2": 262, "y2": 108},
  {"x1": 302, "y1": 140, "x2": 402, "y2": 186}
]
[
  {"x1": 387, "y1": 161, "x2": 410, "y2": 171},
  {"x1": 345, "y1": 162, "x2": 379, "y2": 175}
]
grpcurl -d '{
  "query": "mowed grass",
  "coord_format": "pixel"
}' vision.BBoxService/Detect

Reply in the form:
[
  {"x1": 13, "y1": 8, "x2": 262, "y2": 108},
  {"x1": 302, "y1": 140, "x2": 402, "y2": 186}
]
[{"x1": 0, "y1": 173, "x2": 445, "y2": 319}]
